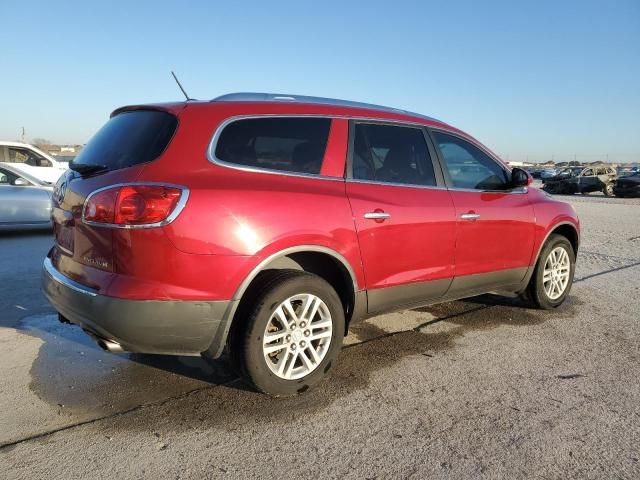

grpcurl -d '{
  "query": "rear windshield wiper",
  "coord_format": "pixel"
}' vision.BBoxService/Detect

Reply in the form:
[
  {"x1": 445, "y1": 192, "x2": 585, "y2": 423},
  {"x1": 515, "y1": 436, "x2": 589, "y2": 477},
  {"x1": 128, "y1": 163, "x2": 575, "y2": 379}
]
[{"x1": 69, "y1": 162, "x2": 109, "y2": 175}]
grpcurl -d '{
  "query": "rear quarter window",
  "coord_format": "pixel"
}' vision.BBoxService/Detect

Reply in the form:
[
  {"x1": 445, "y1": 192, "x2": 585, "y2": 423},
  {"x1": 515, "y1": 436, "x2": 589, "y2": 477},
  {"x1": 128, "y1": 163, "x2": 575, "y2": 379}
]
[
  {"x1": 213, "y1": 117, "x2": 331, "y2": 175},
  {"x1": 73, "y1": 110, "x2": 177, "y2": 171}
]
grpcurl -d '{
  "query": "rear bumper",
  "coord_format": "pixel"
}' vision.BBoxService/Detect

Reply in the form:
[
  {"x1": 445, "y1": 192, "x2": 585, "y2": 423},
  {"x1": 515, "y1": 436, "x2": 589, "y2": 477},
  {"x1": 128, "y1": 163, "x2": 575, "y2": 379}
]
[{"x1": 42, "y1": 257, "x2": 235, "y2": 356}]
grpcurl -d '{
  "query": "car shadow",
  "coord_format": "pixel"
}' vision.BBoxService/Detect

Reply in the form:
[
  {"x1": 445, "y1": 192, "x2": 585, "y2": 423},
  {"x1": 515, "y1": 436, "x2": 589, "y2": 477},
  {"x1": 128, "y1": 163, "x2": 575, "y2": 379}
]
[{"x1": 13, "y1": 290, "x2": 579, "y2": 423}]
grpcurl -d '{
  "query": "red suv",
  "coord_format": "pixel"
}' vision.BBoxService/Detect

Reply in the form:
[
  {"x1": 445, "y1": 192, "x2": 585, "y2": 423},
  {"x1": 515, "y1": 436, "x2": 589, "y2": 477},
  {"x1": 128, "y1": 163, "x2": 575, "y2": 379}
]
[{"x1": 43, "y1": 93, "x2": 580, "y2": 395}]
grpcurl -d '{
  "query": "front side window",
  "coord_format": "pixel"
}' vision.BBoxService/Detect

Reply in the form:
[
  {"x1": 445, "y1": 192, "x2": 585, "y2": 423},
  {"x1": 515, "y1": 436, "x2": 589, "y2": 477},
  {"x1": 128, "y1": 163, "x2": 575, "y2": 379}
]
[
  {"x1": 351, "y1": 123, "x2": 436, "y2": 186},
  {"x1": 215, "y1": 117, "x2": 331, "y2": 175},
  {"x1": 8, "y1": 147, "x2": 51, "y2": 167},
  {"x1": 433, "y1": 132, "x2": 509, "y2": 190}
]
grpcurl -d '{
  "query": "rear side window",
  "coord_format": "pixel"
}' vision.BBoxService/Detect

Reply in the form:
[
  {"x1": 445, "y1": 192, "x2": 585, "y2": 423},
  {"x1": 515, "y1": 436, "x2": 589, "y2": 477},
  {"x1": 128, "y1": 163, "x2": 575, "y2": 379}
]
[
  {"x1": 214, "y1": 117, "x2": 331, "y2": 175},
  {"x1": 73, "y1": 111, "x2": 177, "y2": 171},
  {"x1": 351, "y1": 123, "x2": 436, "y2": 186}
]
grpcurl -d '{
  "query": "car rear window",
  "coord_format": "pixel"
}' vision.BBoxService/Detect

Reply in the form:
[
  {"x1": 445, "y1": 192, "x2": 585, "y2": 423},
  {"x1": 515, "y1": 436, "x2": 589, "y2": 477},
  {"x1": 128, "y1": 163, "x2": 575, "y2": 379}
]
[
  {"x1": 73, "y1": 110, "x2": 177, "y2": 171},
  {"x1": 214, "y1": 117, "x2": 331, "y2": 175}
]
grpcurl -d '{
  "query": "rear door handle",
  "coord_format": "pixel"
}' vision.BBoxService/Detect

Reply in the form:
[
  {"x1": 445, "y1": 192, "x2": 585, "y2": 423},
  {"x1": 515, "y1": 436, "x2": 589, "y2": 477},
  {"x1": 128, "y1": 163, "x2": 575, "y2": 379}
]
[
  {"x1": 364, "y1": 212, "x2": 391, "y2": 220},
  {"x1": 460, "y1": 213, "x2": 481, "y2": 220}
]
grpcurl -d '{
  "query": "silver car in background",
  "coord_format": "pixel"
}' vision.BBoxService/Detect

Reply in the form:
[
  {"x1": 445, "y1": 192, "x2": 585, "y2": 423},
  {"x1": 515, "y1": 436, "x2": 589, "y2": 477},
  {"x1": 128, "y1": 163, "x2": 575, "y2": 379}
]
[{"x1": 0, "y1": 162, "x2": 53, "y2": 230}]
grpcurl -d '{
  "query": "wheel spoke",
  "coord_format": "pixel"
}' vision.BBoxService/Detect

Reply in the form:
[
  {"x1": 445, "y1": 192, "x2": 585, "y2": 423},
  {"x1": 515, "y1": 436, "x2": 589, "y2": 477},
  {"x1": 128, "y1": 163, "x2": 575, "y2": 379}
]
[
  {"x1": 297, "y1": 294, "x2": 314, "y2": 323},
  {"x1": 298, "y1": 349, "x2": 314, "y2": 370},
  {"x1": 311, "y1": 319, "x2": 332, "y2": 330},
  {"x1": 307, "y1": 345, "x2": 321, "y2": 363},
  {"x1": 262, "y1": 293, "x2": 333, "y2": 380},
  {"x1": 264, "y1": 330, "x2": 288, "y2": 343},
  {"x1": 305, "y1": 297, "x2": 322, "y2": 323},
  {"x1": 309, "y1": 330, "x2": 332, "y2": 342},
  {"x1": 264, "y1": 343, "x2": 287, "y2": 355},
  {"x1": 284, "y1": 351, "x2": 297, "y2": 378},
  {"x1": 273, "y1": 306, "x2": 290, "y2": 328},
  {"x1": 276, "y1": 349, "x2": 292, "y2": 376},
  {"x1": 283, "y1": 299, "x2": 299, "y2": 325}
]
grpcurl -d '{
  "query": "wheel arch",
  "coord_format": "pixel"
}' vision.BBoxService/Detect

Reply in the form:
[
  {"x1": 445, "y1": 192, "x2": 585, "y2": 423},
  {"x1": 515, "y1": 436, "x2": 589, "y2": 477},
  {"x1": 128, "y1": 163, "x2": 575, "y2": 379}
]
[
  {"x1": 517, "y1": 221, "x2": 579, "y2": 295},
  {"x1": 204, "y1": 246, "x2": 363, "y2": 359}
]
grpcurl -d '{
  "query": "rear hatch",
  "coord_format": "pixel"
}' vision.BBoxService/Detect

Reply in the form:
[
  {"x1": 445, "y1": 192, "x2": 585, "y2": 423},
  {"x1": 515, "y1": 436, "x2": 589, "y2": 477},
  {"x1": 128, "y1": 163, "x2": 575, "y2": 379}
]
[{"x1": 50, "y1": 109, "x2": 179, "y2": 291}]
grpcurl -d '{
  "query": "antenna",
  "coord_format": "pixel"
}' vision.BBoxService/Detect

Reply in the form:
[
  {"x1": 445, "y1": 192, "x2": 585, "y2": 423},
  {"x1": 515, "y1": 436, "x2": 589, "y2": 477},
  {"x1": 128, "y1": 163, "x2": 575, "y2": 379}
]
[{"x1": 171, "y1": 71, "x2": 194, "y2": 101}]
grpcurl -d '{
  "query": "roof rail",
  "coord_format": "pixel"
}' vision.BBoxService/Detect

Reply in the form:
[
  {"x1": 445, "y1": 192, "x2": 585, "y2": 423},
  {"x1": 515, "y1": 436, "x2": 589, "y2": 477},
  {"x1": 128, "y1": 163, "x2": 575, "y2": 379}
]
[{"x1": 211, "y1": 92, "x2": 441, "y2": 123}]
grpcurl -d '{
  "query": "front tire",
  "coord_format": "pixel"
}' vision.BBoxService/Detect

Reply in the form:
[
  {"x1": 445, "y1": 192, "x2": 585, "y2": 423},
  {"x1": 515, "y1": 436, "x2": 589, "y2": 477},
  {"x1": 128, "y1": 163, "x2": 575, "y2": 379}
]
[
  {"x1": 603, "y1": 183, "x2": 614, "y2": 196},
  {"x1": 527, "y1": 234, "x2": 575, "y2": 309},
  {"x1": 230, "y1": 270, "x2": 345, "y2": 396}
]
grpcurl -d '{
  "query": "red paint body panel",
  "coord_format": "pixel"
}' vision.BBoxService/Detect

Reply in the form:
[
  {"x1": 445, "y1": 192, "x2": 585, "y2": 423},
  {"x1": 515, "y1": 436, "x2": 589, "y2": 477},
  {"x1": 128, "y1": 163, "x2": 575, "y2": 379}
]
[
  {"x1": 447, "y1": 190, "x2": 536, "y2": 276},
  {"x1": 49, "y1": 98, "x2": 580, "y2": 311},
  {"x1": 346, "y1": 182, "x2": 456, "y2": 292}
]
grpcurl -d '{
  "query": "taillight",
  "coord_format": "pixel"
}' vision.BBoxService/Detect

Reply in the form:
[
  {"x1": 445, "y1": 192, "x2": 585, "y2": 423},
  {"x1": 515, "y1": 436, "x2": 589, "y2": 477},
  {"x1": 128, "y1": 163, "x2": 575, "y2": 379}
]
[{"x1": 83, "y1": 184, "x2": 188, "y2": 227}]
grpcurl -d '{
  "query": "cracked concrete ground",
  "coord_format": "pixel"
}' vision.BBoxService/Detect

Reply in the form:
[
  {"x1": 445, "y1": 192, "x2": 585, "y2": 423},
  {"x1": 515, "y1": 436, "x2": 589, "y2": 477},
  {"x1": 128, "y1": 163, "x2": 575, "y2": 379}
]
[{"x1": 1, "y1": 194, "x2": 639, "y2": 479}]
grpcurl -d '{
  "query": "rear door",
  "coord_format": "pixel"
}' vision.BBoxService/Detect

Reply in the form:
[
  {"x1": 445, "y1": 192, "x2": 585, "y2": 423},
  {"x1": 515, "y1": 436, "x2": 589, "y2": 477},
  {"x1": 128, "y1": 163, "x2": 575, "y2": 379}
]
[
  {"x1": 429, "y1": 129, "x2": 535, "y2": 295},
  {"x1": 345, "y1": 121, "x2": 456, "y2": 313},
  {"x1": 578, "y1": 168, "x2": 600, "y2": 193}
]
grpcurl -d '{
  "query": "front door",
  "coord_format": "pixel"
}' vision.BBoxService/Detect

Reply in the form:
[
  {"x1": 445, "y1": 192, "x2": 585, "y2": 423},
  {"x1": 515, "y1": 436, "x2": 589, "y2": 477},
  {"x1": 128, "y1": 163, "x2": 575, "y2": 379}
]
[
  {"x1": 345, "y1": 122, "x2": 456, "y2": 313},
  {"x1": 430, "y1": 130, "x2": 535, "y2": 295}
]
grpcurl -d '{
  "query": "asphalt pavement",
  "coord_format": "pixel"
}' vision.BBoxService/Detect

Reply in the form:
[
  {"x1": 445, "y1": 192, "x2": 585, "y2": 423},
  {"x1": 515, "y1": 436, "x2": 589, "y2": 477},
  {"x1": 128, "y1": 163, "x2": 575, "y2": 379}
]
[{"x1": 1, "y1": 193, "x2": 639, "y2": 479}]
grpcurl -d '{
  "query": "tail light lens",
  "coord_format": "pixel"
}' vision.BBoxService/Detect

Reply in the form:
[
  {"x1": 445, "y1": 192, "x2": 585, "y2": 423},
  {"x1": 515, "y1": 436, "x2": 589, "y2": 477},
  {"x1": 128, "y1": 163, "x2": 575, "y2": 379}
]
[{"x1": 83, "y1": 184, "x2": 188, "y2": 227}]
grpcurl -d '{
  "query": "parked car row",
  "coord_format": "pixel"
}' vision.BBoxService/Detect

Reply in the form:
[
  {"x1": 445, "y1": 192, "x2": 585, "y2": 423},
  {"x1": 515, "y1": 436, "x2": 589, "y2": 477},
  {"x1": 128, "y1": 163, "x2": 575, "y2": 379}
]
[
  {"x1": 539, "y1": 165, "x2": 640, "y2": 197},
  {"x1": 542, "y1": 166, "x2": 618, "y2": 196}
]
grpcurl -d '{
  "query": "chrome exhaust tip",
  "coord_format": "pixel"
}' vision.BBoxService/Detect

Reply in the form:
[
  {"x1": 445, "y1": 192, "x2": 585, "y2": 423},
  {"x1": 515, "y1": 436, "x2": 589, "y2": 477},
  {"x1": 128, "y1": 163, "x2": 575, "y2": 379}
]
[{"x1": 97, "y1": 338, "x2": 124, "y2": 353}]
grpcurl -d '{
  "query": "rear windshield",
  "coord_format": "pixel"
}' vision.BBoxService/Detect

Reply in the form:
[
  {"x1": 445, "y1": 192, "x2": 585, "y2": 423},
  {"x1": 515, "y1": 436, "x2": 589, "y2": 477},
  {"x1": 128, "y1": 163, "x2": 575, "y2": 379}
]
[
  {"x1": 73, "y1": 110, "x2": 177, "y2": 171},
  {"x1": 214, "y1": 117, "x2": 331, "y2": 175}
]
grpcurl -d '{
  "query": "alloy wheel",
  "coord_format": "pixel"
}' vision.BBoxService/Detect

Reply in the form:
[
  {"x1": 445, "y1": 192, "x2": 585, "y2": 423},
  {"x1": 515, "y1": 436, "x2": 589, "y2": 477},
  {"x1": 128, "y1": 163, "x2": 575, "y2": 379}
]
[
  {"x1": 262, "y1": 293, "x2": 333, "y2": 380},
  {"x1": 542, "y1": 246, "x2": 571, "y2": 300}
]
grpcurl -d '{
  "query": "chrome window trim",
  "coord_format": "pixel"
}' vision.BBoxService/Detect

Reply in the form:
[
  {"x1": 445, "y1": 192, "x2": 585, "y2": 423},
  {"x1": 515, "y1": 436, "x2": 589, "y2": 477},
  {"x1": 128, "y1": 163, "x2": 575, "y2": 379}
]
[
  {"x1": 206, "y1": 114, "x2": 456, "y2": 181},
  {"x1": 43, "y1": 257, "x2": 98, "y2": 297},
  {"x1": 346, "y1": 178, "x2": 448, "y2": 191},
  {"x1": 206, "y1": 115, "x2": 343, "y2": 182},
  {"x1": 345, "y1": 118, "x2": 447, "y2": 188},
  {"x1": 82, "y1": 182, "x2": 190, "y2": 229},
  {"x1": 447, "y1": 186, "x2": 529, "y2": 195}
]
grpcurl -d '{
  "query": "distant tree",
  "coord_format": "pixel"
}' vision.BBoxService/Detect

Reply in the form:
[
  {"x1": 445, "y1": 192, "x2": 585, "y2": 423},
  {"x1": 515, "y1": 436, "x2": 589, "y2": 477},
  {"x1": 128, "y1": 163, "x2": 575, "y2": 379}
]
[{"x1": 32, "y1": 137, "x2": 53, "y2": 147}]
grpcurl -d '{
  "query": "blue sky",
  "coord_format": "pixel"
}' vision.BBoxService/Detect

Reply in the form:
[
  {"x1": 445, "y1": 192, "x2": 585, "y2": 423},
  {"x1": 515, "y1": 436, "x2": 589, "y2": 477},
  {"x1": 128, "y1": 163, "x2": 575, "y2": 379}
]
[{"x1": 1, "y1": 0, "x2": 638, "y2": 163}]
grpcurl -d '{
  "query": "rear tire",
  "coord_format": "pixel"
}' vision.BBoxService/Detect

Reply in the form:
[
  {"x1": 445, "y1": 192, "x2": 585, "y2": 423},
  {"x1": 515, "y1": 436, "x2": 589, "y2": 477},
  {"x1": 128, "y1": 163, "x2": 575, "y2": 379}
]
[
  {"x1": 229, "y1": 269, "x2": 345, "y2": 396},
  {"x1": 527, "y1": 234, "x2": 575, "y2": 309}
]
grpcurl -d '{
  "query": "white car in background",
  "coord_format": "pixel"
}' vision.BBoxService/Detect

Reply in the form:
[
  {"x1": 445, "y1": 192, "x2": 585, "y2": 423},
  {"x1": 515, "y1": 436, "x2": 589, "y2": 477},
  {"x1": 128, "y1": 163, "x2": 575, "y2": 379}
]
[{"x1": 0, "y1": 141, "x2": 68, "y2": 184}]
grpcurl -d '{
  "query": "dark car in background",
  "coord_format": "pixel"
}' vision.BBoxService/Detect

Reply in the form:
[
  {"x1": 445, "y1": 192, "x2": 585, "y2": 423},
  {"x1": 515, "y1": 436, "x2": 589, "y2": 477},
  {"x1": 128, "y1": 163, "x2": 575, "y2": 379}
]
[
  {"x1": 542, "y1": 166, "x2": 617, "y2": 196},
  {"x1": 614, "y1": 171, "x2": 640, "y2": 198}
]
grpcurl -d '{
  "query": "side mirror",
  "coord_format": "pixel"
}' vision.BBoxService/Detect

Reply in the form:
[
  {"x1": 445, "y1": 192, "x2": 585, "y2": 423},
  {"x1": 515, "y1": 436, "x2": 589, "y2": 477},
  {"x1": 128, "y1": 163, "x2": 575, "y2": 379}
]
[
  {"x1": 511, "y1": 168, "x2": 531, "y2": 188},
  {"x1": 14, "y1": 178, "x2": 29, "y2": 186}
]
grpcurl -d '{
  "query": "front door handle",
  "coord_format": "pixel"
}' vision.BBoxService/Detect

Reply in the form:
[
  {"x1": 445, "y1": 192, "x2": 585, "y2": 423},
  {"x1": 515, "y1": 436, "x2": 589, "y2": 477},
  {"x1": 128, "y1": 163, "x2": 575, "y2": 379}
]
[
  {"x1": 460, "y1": 213, "x2": 481, "y2": 220},
  {"x1": 364, "y1": 212, "x2": 391, "y2": 220}
]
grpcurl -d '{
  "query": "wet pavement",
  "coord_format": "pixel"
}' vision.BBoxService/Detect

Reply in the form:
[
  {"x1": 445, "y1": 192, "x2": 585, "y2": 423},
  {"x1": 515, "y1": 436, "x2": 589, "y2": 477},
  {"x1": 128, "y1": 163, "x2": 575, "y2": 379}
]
[{"x1": 1, "y1": 195, "x2": 639, "y2": 478}]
